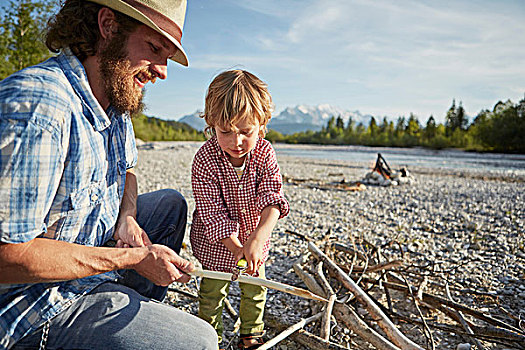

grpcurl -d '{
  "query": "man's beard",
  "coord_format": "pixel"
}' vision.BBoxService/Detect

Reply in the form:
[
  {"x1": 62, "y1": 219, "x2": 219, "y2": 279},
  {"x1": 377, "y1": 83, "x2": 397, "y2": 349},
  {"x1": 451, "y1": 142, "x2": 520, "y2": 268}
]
[{"x1": 98, "y1": 33, "x2": 147, "y2": 116}]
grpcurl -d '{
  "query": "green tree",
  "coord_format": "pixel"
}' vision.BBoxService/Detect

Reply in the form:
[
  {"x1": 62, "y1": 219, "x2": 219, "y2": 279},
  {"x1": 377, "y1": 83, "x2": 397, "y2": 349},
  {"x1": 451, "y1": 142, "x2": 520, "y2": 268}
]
[
  {"x1": 424, "y1": 115, "x2": 437, "y2": 139},
  {"x1": 335, "y1": 115, "x2": 344, "y2": 129},
  {"x1": 456, "y1": 102, "x2": 468, "y2": 130},
  {"x1": 0, "y1": 0, "x2": 56, "y2": 80},
  {"x1": 368, "y1": 116, "x2": 378, "y2": 137},
  {"x1": 445, "y1": 99, "x2": 468, "y2": 135},
  {"x1": 444, "y1": 99, "x2": 457, "y2": 136},
  {"x1": 394, "y1": 116, "x2": 406, "y2": 139}
]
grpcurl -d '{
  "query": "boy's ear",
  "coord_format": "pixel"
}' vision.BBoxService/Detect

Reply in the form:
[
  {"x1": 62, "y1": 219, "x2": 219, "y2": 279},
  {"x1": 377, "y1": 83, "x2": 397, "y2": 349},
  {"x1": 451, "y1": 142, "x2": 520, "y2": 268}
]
[{"x1": 259, "y1": 124, "x2": 267, "y2": 137}]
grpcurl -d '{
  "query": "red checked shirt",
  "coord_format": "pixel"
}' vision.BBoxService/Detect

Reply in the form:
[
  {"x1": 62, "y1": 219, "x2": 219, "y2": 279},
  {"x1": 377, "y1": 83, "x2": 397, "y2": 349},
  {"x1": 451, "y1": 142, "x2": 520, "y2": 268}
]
[{"x1": 190, "y1": 136, "x2": 289, "y2": 273}]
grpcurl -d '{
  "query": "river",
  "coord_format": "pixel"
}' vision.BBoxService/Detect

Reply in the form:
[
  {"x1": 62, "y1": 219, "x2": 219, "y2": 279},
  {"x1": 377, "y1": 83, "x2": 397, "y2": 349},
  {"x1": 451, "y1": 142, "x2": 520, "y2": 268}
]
[{"x1": 273, "y1": 143, "x2": 525, "y2": 176}]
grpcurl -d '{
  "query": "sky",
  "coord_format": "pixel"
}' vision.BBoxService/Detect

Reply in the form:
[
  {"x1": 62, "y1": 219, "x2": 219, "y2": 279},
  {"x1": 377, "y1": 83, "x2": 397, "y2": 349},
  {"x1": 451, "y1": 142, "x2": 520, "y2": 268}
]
[{"x1": 3, "y1": 0, "x2": 525, "y2": 123}]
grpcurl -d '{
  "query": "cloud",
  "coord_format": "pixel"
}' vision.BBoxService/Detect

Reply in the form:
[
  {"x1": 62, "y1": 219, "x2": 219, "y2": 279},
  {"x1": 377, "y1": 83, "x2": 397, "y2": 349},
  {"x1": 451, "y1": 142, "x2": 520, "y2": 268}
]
[{"x1": 188, "y1": 54, "x2": 302, "y2": 72}]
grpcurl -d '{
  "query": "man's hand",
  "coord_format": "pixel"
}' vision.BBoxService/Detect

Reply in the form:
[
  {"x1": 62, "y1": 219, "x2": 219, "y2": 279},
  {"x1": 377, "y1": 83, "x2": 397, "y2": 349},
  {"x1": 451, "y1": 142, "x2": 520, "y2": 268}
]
[
  {"x1": 114, "y1": 215, "x2": 152, "y2": 248},
  {"x1": 133, "y1": 244, "x2": 194, "y2": 285}
]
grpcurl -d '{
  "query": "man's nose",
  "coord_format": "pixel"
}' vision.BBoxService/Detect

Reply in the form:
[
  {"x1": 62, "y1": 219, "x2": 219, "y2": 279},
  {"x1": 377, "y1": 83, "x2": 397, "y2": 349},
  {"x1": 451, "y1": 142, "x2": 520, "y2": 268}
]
[{"x1": 151, "y1": 62, "x2": 168, "y2": 80}]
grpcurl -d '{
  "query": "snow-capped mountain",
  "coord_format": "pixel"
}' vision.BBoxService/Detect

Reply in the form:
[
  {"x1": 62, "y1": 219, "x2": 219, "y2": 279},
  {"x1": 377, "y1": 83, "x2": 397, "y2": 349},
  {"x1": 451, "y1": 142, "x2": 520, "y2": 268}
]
[
  {"x1": 178, "y1": 110, "x2": 206, "y2": 131},
  {"x1": 268, "y1": 104, "x2": 372, "y2": 135},
  {"x1": 178, "y1": 105, "x2": 374, "y2": 135}
]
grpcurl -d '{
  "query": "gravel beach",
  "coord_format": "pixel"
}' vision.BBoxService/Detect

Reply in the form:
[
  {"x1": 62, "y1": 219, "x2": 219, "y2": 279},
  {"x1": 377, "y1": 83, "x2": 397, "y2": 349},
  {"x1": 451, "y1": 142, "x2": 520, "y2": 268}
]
[{"x1": 134, "y1": 141, "x2": 524, "y2": 350}]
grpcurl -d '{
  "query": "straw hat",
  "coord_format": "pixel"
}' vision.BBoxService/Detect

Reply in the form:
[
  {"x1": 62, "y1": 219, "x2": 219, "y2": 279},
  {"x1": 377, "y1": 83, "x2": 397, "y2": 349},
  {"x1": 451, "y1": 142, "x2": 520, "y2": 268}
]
[{"x1": 87, "y1": 0, "x2": 189, "y2": 66}]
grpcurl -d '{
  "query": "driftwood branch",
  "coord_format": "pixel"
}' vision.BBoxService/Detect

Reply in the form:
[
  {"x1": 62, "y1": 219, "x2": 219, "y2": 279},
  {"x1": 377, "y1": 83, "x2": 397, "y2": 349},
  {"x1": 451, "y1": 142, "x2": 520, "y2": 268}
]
[
  {"x1": 308, "y1": 242, "x2": 424, "y2": 350},
  {"x1": 315, "y1": 262, "x2": 336, "y2": 341},
  {"x1": 259, "y1": 312, "x2": 323, "y2": 350},
  {"x1": 337, "y1": 259, "x2": 404, "y2": 274},
  {"x1": 446, "y1": 283, "x2": 485, "y2": 350},
  {"x1": 372, "y1": 278, "x2": 524, "y2": 335},
  {"x1": 190, "y1": 267, "x2": 328, "y2": 302},
  {"x1": 264, "y1": 314, "x2": 349, "y2": 350},
  {"x1": 333, "y1": 303, "x2": 402, "y2": 350},
  {"x1": 167, "y1": 286, "x2": 198, "y2": 299},
  {"x1": 401, "y1": 273, "x2": 435, "y2": 350},
  {"x1": 293, "y1": 262, "x2": 326, "y2": 298}
]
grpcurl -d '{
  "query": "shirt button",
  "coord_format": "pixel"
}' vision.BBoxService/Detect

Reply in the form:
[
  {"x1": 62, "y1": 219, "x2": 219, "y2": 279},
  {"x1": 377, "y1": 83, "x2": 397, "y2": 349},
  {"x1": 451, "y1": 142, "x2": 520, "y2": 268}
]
[
  {"x1": 241, "y1": 209, "x2": 246, "y2": 214},
  {"x1": 239, "y1": 184, "x2": 243, "y2": 189},
  {"x1": 91, "y1": 194, "x2": 98, "y2": 201}
]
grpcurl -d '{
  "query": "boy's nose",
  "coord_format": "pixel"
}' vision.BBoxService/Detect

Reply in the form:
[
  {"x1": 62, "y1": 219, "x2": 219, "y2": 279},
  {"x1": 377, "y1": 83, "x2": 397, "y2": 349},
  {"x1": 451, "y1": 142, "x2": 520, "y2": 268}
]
[{"x1": 234, "y1": 134, "x2": 243, "y2": 146}]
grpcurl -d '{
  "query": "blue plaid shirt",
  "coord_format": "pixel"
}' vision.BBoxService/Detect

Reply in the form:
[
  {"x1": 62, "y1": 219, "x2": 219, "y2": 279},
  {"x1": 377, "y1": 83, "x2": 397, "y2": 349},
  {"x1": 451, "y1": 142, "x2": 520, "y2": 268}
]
[{"x1": 0, "y1": 49, "x2": 138, "y2": 349}]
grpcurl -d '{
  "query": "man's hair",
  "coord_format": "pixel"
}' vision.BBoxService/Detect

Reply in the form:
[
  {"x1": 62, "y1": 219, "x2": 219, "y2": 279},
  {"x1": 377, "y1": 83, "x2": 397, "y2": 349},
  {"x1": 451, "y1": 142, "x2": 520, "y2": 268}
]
[
  {"x1": 203, "y1": 70, "x2": 274, "y2": 137},
  {"x1": 45, "y1": 0, "x2": 141, "y2": 62}
]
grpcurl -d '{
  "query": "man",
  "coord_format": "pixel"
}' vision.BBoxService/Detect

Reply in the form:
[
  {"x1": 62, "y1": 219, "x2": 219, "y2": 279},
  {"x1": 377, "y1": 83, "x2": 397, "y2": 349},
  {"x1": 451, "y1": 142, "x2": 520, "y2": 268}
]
[{"x1": 0, "y1": 0, "x2": 218, "y2": 349}]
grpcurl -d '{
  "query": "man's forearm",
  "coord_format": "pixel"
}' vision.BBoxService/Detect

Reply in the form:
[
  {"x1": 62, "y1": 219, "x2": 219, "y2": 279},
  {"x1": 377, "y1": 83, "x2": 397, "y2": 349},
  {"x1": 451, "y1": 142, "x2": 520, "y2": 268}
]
[
  {"x1": 0, "y1": 238, "x2": 146, "y2": 284},
  {"x1": 118, "y1": 169, "x2": 138, "y2": 219}
]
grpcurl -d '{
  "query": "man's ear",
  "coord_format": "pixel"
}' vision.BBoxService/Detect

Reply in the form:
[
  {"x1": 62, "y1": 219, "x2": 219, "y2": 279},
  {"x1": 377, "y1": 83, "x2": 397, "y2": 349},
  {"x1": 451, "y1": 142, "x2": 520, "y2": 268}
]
[{"x1": 98, "y1": 7, "x2": 117, "y2": 40}]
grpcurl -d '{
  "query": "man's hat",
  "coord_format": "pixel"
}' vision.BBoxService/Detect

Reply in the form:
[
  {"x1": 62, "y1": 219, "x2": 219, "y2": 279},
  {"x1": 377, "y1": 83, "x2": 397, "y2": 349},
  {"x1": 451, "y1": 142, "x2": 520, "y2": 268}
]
[{"x1": 88, "y1": 0, "x2": 189, "y2": 66}]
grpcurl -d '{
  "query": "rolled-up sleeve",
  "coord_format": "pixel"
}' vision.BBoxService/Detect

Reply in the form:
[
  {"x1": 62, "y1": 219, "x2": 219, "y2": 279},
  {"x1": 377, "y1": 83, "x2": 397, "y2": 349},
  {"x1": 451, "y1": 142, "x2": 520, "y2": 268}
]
[
  {"x1": 256, "y1": 145, "x2": 289, "y2": 219},
  {"x1": 124, "y1": 116, "x2": 138, "y2": 169},
  {"x1": 0, "y1": 118, "x2": 64, "y2": 243}
]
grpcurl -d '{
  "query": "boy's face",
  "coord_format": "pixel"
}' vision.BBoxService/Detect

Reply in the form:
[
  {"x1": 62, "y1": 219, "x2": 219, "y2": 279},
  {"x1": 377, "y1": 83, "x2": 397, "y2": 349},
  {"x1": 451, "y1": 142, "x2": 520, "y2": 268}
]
[{"x1": 215, "y1": 118, "x2": 261, "y2": 167}]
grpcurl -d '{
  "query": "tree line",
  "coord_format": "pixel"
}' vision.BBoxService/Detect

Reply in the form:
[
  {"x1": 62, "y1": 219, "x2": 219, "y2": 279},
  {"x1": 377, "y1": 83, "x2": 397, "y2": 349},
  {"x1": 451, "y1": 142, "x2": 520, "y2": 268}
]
[
  {"x1": 266, "y1": 98, "x2": 525, "y2": 153},
  {"x1": 132, "y1": 114, "x2": 205, "y2": 142}
]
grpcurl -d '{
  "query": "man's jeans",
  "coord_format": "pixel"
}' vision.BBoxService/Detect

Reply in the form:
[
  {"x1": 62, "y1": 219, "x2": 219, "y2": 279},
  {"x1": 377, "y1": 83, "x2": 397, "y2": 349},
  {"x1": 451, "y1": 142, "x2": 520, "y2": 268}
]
[{"x1": 12, "y1": 189, "x2": 218, "y2": 350}]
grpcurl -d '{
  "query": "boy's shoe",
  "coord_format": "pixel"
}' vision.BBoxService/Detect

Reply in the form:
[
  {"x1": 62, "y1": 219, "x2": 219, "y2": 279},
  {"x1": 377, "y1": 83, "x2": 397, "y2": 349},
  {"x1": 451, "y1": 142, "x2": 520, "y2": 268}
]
[{"x1": 237, "y1": 337, "x2": 264, "y2": 349}]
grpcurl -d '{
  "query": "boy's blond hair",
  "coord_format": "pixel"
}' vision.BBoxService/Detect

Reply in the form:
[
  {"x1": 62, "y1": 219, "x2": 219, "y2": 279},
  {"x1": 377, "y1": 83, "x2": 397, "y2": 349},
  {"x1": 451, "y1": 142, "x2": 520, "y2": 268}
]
[{"x1": 202, "y1": 70, "x2": 273, "y2": 137}]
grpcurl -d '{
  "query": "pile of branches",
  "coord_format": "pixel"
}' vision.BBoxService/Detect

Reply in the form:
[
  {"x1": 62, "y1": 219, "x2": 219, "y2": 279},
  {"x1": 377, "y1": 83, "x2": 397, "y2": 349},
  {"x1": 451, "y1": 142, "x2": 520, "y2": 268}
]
[{"x1": 262, "y1": 232, "x2": 525, "y2": 350}]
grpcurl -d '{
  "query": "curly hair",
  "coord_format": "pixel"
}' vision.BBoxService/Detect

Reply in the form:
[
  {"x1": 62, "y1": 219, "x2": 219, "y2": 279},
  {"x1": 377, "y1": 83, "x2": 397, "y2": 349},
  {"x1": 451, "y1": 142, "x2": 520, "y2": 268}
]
[
  {"x1": 45, "y1": 0, "x2": 140, "y2": 61},
  {"x1": 203, "y1": 70, "x2": 274, "y2": 137}
]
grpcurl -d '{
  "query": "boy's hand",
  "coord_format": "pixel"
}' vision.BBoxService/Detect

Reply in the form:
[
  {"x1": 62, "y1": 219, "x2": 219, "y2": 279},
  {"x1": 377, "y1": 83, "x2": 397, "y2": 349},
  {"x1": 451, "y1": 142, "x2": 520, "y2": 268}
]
[
  {"x1": 242, "y1": 205, "x2": 280, "y2": 274},
  {"x1": 220, "y1": 236, "x2": 244, "y2": 262},
  {"x1": 243, "y1": 237, "x2": 265, "y2": 275}
]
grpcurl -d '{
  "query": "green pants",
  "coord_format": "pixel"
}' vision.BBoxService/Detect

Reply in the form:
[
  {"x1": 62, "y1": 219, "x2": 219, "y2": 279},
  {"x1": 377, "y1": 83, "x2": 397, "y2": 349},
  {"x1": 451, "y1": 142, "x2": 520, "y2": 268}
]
[{"x1": 198, "y1": 265, "x2": 267, "y2": 343}]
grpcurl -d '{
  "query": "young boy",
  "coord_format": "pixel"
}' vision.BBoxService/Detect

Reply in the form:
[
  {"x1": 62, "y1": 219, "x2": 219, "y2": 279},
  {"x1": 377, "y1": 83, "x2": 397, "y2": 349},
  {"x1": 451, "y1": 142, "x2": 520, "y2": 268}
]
[{"x1": 190, "y1": 70, "x2": 289, "y2": 349}]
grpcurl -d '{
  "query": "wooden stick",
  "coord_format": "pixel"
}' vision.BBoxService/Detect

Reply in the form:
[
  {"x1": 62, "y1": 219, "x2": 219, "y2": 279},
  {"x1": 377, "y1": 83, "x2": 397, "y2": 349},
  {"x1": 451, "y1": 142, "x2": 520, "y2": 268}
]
[
  {"x1": 315, "y1": 262, "x2": 336, "y2": 341},
  {"x1": 366, "y1": 278, "x2": 525, "y2": 335},
  {"x1": 446, "y1": 283, "x2": 485, "y2": 350},
  {"x1": 331, "y1": 242, "x2": 368, "y2": 261},
  {"x1": 292, "y1": 263, "x2": 326, "y2": 298},
  {"x1": 167, "y1": 286, "x2": 198, "y2": 299},
  {"x1": 190, "y1": 267, "x2": 328, "y2": 302},
  {"x1": 392, "y1": 310, "x2": 525, "y2": 348},
  {"x1": 308, "y1": 242, "x2": 424, "y2": 350},
  {"x1": 265, "y1": 313, "x2": 349, "y2": 350},
  {"x1": 401, "y1": 274, "x2": 435, "y2": 350},
  {"x1": 333, "y1": 303, "x2": 401, "y2": 350},
  {"x1": 258, "y1": 312, "x2": 323, "y2": 350},
  {"x1": 338, "y1": 259, "x2": 403, "y2": 274},
  {"x1": 223, "y1": 297, "x2": 238, "y2": 318}
]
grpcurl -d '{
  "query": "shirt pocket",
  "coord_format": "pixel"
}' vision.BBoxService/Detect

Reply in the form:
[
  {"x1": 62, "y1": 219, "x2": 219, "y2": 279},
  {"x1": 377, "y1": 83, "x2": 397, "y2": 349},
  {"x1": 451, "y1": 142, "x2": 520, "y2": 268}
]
[{"x1": 54, "y1": 181, "x2": 104, "y2": 245}]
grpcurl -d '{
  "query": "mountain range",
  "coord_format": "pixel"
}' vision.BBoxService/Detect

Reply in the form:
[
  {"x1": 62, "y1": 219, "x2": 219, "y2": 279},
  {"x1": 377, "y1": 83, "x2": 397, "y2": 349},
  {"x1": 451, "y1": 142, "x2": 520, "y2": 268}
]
[{"x1": 177, "y1": 104, "x2": 374, "y2": 135}]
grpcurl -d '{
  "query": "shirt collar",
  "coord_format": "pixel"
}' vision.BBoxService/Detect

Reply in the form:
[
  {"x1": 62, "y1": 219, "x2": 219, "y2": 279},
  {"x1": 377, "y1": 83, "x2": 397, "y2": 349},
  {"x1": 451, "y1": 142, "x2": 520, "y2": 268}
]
[{"x1": 56, "y1": 48, "x2": 114, "y2": 131}]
